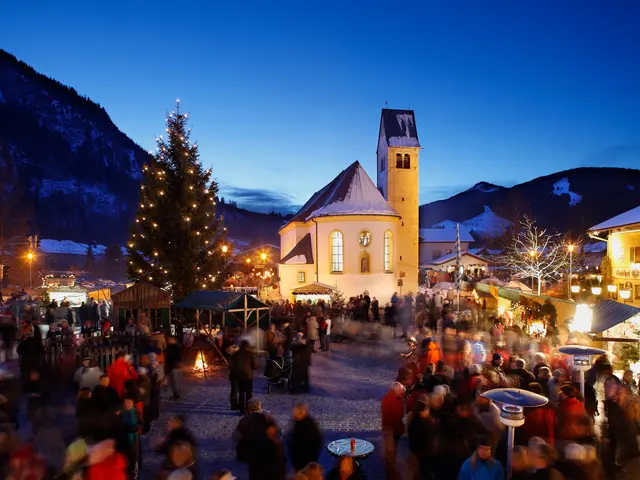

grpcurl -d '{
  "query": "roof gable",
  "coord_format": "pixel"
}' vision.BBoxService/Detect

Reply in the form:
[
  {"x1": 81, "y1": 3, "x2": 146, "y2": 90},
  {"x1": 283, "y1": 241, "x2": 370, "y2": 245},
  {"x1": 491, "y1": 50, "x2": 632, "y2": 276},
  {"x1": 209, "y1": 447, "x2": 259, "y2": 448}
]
[
  {"x1": 427, "y1": 251, "x2": 488, "y2": 266},
  {"x1": 380, "y1": 109, "x2": 420, "y2": 148},
  {"x1": 282, "y1": 161, "x2": 398, "y2": 228},
  {"x1": 280, "y1": 233, "x2": 314, "y2": 265}
]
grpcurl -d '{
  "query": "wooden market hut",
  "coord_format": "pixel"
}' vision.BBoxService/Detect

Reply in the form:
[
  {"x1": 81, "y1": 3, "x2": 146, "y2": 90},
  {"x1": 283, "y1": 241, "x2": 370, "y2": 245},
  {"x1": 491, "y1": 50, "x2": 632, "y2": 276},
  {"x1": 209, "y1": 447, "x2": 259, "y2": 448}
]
[
  {"x1": 111, "y1": 282, "x2": 171, "y2": 330},
  {"x1": 174, "y1": 290, "x2": 270, "y2": 332}
]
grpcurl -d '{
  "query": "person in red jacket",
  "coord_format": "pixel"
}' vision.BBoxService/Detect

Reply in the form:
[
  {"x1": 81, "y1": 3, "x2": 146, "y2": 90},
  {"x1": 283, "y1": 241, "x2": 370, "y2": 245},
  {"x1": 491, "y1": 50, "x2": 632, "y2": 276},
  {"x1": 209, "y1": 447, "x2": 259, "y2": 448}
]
[
  {"x1": 556, "y1": 384, "x2": 588, "y2": 442},
  {"x1": 381, "y1": 381, "x2": 406, "y2": 480},
  {"x1": 517, "y1": 382, "x2": 556, "y2": 446},
  {"x1": 84, "y1": 439, "x2": 128, "y2": 480},
  {"x1": 107, "y1": 352, "x2": 139, "y2": 398}
]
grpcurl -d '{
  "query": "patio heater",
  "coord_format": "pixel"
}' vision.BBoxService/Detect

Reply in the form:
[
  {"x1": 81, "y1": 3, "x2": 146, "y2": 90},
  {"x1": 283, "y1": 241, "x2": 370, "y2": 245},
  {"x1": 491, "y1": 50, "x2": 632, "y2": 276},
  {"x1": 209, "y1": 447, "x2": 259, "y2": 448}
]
[
  {"x1": 481, "y1": 388, "x2": 548, "y2": 479},
  {"x1": 557, "y1": 345, "x2": 606, "y2": 398}
]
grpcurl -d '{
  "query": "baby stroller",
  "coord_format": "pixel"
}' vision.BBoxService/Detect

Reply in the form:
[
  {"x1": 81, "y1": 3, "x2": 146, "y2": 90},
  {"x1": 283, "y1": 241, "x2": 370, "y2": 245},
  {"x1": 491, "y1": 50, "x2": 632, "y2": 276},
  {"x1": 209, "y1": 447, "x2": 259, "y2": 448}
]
[{"x1": 264, "y1": 355, "x2": 292, "y2": 393}]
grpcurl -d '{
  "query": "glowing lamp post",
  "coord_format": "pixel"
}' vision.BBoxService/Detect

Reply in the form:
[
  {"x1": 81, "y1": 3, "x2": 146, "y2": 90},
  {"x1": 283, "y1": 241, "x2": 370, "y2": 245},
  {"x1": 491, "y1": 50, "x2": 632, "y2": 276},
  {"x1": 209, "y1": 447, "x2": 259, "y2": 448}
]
[
  {"x1": 26, "y1": 252, "x2": 34, "y2": 292},
  {"x1": 481, "y1": 388, "x2": 548, "y2": 479},
  {"x1": 558, "y1": 344, "x2": 606, "y2": 398},
  {"x1": 591, "y1": 286, "x2": 602, "y2": 296},
  {"x1": 570, "y1": 285, "x2": 581, "y2": 294},
  {"x1": 620, "y1": 290, "x2": 631, "y2": 302}
]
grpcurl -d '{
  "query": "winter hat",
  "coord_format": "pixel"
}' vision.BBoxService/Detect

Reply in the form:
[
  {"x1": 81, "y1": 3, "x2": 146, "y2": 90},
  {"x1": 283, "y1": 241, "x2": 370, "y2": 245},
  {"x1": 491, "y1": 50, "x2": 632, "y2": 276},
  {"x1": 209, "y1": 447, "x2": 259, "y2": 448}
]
[
  {"x1": 492, "y1": 353, "x2": 502, "y2": 362},
  {"x1": 137, "y1": 367, "x2": 148, "y2": 376},
  {"x1": 390, "y1": 381, "x2": 406, "y2": 396},
  {"x1": 564, "y1": 443, "x2": 587, "y2": 462},
  {"x1": 477, "y1": 434, "x2": 491, "y2": 448},
  {"x1": 123, "y1": 354, "x2": 132, "y2": 363}
]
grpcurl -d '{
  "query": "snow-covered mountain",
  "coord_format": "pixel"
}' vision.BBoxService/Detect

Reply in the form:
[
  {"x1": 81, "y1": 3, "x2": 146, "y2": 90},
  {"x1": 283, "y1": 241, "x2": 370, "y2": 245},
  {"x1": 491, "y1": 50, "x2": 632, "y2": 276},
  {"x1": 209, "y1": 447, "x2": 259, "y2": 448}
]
[
  {"x1": 433, "y1": 206, "x2": 510, "y2": 237},
  {"x1": 0, "y1": 49, "x2": 286, "y2": 247},
  {"x1": 420, "y1": 168, "x2": 640, "y2": 243},
  {"x1": 0, "y1": 49, "x2": 147, "y2": 244}
]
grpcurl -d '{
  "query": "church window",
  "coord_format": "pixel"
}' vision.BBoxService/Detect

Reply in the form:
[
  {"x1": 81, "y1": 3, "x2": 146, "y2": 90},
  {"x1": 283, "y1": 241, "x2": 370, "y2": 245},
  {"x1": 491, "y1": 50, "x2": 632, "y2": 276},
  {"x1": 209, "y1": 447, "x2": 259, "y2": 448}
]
[
  {"x1": 297, "y1": 271, "x2": 306, "y2": 283},
  {"x1": 396, "y1": 153, "x2": 403, "y2": 168},
  {"x1": 358, "y1": 231, "x2": 372, "y2": 247},
  {"x1": 403, "y1": 154, "x2": 410, "y2": 168},
  {"x1": 331, "y1": 231, "x2": 343, "y2": 273},
  {"x1": 384, "y1": 231, "x2": 393, "y2": 272}
]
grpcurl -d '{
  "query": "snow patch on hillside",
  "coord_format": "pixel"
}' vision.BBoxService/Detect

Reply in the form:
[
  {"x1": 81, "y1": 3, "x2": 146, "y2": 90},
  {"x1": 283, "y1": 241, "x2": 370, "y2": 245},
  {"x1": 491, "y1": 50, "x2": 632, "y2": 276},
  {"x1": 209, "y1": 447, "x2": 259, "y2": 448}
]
[
  {"x1": 433, "y1": 206, "x2": 510, "y2": 237},
  {"x1": 552, "y1": 177, "x2": 582, "y2": 206},
  {"x1": 468, "y1": 182, "x2": 501, "y2": 193}
]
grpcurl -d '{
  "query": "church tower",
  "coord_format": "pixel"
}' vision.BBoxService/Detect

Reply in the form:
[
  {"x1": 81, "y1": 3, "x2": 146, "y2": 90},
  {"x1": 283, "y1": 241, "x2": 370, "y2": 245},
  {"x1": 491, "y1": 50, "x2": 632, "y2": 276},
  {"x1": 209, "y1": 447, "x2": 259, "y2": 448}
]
[{"x1": 376, "y1": 109, "x2": 420, "y2": 295}]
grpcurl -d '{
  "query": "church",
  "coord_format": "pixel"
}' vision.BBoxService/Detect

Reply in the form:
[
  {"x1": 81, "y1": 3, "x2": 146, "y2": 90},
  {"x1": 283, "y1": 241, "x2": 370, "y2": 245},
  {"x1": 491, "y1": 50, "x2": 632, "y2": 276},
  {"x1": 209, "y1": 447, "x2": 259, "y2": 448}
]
[{"x1": 278, "y1": 109, "x2": 420, "y2": 301}]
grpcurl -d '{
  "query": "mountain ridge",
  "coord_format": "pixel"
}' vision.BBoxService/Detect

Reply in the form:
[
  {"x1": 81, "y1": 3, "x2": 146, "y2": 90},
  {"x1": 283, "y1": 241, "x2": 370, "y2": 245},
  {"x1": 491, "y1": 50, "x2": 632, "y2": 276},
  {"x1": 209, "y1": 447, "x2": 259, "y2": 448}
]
[{"x1": 420, "y1": 166, "x2": 640, "y2": 243}]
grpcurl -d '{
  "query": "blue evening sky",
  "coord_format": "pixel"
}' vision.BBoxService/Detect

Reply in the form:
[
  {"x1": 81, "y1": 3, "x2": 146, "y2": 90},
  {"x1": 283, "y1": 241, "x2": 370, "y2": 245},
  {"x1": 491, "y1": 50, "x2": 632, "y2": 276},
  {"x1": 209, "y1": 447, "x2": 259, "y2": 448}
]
[{"x1": 2, "y1": 1, "x2": 639, "y2": 213}]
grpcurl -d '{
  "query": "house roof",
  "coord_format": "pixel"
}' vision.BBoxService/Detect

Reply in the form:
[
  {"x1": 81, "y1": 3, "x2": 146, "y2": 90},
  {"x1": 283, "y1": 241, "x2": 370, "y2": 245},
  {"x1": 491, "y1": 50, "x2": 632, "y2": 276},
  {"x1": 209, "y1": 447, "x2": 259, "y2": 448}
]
[
  {"x1": 425, "y1": 251, "x2": 489, "y2": 266},
  {"x1": 280, "y1": 233, "x2": 314, "y2": 265},
  {"x1": 379, "y1": 109, "x2": 420, "y2": 148},
  {"x1": 591, "y1": 299, "x2": 640, "y2": 334},
  {"x1": 419, "y1": 228, "x2": 475, "y2": 243},
  {"x1": 589, "y1": 205, "x2": 640, "y2": 232},
  {"x1": 174, "y1": 290, "x2": 268, "y2": 311},
  {"x1": 282, "y1": 161, "x2": 399, "y2": 229}
]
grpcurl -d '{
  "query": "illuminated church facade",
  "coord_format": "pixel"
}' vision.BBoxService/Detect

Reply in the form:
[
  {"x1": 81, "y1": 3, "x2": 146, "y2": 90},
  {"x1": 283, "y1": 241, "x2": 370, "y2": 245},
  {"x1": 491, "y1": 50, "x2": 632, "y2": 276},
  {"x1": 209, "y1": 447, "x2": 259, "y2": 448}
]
[{"x1": 278, "y1": 109, "x2": 420, "y2": 301}]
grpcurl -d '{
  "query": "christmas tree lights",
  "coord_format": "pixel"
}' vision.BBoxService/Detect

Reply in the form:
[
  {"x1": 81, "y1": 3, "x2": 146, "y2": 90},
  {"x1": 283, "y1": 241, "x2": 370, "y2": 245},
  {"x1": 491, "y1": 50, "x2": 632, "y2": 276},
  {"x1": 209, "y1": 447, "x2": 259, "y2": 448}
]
[{"x1": 126, "y1": 101, "x2": 233, "y2": 299}]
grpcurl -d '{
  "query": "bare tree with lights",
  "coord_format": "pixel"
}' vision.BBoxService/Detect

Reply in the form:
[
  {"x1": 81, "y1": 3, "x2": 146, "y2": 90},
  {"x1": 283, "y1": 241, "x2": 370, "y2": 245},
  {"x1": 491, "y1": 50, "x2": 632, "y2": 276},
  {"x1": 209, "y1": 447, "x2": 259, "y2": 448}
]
[
  {"x1": 126, "y1": 101, "x2": 232, "y2": 300},
  {"x1": 504, "y1": 215, "x2": 569, "y2": 295}
]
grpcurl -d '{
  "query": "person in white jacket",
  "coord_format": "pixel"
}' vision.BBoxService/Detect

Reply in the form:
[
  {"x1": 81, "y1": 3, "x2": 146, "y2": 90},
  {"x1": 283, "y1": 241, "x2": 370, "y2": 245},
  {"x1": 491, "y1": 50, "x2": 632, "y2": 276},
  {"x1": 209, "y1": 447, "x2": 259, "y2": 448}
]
[{"x1": 73, "y1": 356, "x2": 103, "y2": 391}]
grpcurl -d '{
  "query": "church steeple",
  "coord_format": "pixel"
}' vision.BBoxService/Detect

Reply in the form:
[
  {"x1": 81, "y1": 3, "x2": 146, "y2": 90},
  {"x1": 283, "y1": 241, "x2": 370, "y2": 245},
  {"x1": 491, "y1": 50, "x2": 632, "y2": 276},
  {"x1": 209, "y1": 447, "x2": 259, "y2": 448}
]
[{"x1": 376, "y1": 109, "x2": 420, "y2": 293}]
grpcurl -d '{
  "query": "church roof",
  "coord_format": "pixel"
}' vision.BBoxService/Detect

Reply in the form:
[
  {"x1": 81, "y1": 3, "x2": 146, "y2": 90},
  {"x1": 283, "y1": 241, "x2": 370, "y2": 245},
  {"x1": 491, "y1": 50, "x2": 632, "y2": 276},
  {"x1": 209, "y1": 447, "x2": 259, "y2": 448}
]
[
  {"x1": 380, "y1": 109, "x2": 420, "y2": 148},
  {"x1": 283, "y1": 161, "x2": 399, "y2": 228},
  {"x1": 280, "y1": 233, "x2": 314, "y2": 265}
]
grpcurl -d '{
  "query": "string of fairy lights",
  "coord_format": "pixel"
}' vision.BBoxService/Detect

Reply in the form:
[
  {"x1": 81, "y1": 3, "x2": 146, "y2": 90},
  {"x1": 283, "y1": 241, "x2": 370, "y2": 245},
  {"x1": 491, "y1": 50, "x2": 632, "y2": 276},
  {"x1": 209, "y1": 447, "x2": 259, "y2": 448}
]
[{"x1": 127, "y1": 100, "x2": 230, "y2": 289}]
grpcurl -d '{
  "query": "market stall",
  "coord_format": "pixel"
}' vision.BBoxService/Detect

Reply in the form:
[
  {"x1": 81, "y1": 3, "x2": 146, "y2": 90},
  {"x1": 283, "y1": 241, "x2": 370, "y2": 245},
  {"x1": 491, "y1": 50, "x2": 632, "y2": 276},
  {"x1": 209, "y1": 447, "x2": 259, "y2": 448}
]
[{"x1": 111, "y1": 282, "x2": 171, "y2": 330}]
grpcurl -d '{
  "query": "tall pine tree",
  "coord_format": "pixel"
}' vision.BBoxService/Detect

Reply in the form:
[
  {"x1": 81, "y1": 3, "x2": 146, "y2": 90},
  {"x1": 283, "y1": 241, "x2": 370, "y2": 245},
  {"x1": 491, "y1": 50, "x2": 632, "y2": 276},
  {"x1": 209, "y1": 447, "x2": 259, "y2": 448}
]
[{"x1": 126, "y1": 102, "x2": 232, "y2": 299}]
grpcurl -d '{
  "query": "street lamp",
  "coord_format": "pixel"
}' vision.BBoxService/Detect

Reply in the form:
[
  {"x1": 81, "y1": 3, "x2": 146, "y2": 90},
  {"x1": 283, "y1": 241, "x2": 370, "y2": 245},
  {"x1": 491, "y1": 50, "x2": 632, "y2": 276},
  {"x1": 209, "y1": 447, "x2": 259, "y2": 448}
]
[
  {"x1": 607, "y1": 285, "x2": 617, "y2": 298},
  {"x1": 481, "y1": 388, "x2": 548, "y2": 479},
  {"x1": 620, "y1": 290, "x2": 631, "y2": 301},
  {"x1": 591, "y1": 286, "x2": 602, "y2": 296},
  {"x1": 567, "y1": 244, "x2": 574, "y2": 300},
  {"x1": 558, "y1": 345, "x2": 606, "y2": 398},
  {"x1": 221, "y1": 245, "x2": 229, "y2": 254},
  {"x1": 571, "y1": 285, "x2": 581, "y2": 294},
  {"x1": 26, "y1": 252, "x2": 34, "y2": 292},
  {"x1": 245, "y1": 257, "x2": 251, "y2": 264}
]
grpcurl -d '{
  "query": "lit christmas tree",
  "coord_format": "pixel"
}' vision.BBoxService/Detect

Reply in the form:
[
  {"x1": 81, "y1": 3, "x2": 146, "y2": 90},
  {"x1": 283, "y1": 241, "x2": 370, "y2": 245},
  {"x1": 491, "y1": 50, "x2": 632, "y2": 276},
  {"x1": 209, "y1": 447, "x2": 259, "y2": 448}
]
[{"x1": 126, "y1": 101, "x2": 232, "y2": 299}]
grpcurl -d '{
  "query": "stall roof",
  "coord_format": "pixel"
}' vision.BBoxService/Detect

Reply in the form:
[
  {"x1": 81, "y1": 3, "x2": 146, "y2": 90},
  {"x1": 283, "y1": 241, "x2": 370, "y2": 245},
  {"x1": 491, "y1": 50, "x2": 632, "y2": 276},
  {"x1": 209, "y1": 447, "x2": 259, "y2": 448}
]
[
  {"x1": 291, "y1": 282, "x2": 335, "y2": 295},
  {"x1": 425, "y1": 251, "x2": 488, "y2": 267},
  {"x1": 591, "y1": 300, "x2": 640, "y2": 334},
  {"x1": 111, "y1": 282, "x2": 171, "y2": 309},
  {"x1": 174, "y1": 290, "x2": 268, "y2": 311}
]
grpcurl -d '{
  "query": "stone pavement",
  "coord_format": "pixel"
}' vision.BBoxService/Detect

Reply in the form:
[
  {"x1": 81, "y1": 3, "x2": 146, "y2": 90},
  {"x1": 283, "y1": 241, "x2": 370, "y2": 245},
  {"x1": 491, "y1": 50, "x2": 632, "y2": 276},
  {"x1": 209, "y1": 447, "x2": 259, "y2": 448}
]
[{"x1": 140, "y1": 339, "x2": 406, "y2": 479}]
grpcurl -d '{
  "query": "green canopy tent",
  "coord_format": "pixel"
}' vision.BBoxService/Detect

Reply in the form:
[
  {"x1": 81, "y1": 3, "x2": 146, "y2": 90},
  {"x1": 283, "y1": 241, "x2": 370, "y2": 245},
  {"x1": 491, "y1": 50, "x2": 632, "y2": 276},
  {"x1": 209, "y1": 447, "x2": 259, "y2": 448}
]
[{"x1": 175, "y1": 290, "x2": 270, "y2": 347}]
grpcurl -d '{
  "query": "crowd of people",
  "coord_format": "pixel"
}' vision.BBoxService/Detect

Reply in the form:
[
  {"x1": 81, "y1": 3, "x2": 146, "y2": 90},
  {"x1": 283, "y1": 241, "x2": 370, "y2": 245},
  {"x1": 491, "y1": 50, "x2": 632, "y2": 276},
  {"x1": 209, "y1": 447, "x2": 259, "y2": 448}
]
[{"x1": 0, "y1": 286, "x2": 638, "y2": 479}]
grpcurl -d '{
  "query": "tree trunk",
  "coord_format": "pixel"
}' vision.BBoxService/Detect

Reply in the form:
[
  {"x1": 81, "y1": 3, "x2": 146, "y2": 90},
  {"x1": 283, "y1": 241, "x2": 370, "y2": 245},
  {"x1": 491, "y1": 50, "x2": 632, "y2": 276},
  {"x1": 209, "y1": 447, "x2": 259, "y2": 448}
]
[{"x1": 537, "y1": 275, "x2": 542, "y2": 296}]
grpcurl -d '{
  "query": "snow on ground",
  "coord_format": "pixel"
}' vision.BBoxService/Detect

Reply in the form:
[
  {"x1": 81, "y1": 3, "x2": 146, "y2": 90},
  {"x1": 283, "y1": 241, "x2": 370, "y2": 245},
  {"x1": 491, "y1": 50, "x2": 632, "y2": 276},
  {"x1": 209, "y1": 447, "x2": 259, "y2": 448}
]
[
  {"x1": 467, "y1": 182, "x2": 500, "y2": 193},
  {"x1": 433, "y1": 206, "x2": 510, "y2": 237},
  {"x1": 552, "y1": 177, "x2": 582, "y2": 206}
]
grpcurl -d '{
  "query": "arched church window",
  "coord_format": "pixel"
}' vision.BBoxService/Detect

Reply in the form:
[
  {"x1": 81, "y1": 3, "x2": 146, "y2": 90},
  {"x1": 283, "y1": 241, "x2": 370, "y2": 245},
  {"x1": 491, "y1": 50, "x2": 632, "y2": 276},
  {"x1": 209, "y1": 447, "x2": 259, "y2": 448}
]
[
  {"x1": 403, "y1": 154, "x2": 410, "y2": 169},
  {"x1": 331, "y1": 231, "x2": 343, "y2": 273},
  {"x1": 396, "y1": 153, "x2": 403, "y2": 168},
  {"x1": 384, "y1": 231, "x2": 393, "y2": 272}
]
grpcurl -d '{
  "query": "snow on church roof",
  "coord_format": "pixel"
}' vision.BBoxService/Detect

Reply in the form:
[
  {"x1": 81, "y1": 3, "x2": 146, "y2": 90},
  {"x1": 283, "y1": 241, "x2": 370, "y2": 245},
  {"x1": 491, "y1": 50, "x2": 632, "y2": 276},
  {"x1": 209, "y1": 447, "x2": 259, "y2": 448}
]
[
  {"x1": 589, "y1": 205, "x2": 640, "y2": 232},
  {"x1": 283, "y1": 161, "x2": 399, "y2": 228},
  {"x1": 380, "y1": 109, "x2": 420, "y2": 148}
]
